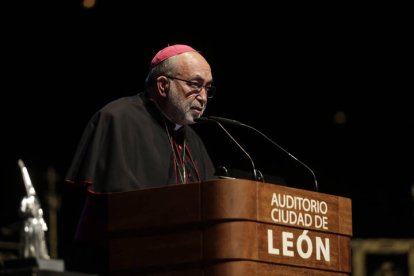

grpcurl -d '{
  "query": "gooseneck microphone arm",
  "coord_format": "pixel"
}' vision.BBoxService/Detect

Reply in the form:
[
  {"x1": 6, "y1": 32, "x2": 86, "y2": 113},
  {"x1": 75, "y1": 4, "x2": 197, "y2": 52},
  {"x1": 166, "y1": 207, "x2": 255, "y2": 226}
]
[
  {"x1": 208, "y1": 116, "x2": 319, "y2": 192},
  {"x1": 195, "y1": 117, "x2": 263, "y2": 182}
]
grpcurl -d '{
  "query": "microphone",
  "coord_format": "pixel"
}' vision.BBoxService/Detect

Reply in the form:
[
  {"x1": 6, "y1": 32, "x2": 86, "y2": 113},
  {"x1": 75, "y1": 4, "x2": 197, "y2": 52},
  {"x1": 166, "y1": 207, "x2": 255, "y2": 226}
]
[
  {"x1": 206, "y1": 116, "x2": 319, "y2": 192},
  {"x1": 195, "y1": 117, "x2": 264, "y2": 182},
  {"x1": 208, "y1": 116, "x2": 241, "y2": 125}
]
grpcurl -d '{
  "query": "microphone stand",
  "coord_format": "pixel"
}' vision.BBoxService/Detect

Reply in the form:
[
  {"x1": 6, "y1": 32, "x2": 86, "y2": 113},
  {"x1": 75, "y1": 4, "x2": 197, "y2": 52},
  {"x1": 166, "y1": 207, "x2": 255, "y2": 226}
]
[
  {"x1": 196, "y1": 118, "x2": 264, "y2": 182},
  {"x1": 208, "y1": 116, "x2": 319, "y2": 192},
  {"x1": 239, "y1": 123, "x2": 319, "y2": 192}
]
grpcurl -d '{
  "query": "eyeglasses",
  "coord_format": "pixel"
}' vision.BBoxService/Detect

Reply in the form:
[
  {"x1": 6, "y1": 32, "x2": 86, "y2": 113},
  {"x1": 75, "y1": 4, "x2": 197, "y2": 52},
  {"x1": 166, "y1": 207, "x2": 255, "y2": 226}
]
[{"x1": 165, "y1": 75, "x2": 216, "y2": 98}]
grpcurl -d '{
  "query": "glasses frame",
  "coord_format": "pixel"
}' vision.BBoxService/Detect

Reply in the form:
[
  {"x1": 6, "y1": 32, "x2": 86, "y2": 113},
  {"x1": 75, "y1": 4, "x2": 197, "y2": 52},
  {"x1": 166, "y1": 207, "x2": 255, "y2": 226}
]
[{"x1": 164, "y1": 75, "x2": 216, "y2": 98}]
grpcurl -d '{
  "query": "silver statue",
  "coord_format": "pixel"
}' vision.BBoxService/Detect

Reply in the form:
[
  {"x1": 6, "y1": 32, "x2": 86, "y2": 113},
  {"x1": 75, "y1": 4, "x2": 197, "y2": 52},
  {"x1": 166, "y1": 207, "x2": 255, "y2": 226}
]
[{"x1": 18, "y1": 159, "x2": 50, "y2": 259}]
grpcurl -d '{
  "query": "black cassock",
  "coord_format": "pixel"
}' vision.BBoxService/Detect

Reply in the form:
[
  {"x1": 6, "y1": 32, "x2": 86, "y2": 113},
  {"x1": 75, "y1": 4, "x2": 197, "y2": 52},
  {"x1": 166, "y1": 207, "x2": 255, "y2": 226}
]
[{"x1": 65, "y1": 91, "x2": 216, "y2": 192}]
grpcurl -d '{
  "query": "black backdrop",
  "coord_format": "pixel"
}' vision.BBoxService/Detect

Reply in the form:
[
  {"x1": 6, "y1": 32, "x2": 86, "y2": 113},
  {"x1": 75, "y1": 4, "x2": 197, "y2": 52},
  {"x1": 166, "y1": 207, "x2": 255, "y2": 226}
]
[{"x1": 2, "y1": 0, "x2": 413, "y2": 260}]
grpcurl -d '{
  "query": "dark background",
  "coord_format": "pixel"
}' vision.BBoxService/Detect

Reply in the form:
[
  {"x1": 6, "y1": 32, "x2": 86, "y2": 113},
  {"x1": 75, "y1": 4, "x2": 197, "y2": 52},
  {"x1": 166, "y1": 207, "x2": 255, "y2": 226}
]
[{"x1": 1, "y1": 0, "x2": 413, "y2": 263}]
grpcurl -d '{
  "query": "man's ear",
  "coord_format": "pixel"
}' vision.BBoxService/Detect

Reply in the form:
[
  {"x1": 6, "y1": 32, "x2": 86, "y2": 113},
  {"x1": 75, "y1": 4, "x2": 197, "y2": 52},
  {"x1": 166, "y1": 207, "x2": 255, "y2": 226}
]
[{"x1": 156, "y1": 76, "x2": 169, "y2": 98}]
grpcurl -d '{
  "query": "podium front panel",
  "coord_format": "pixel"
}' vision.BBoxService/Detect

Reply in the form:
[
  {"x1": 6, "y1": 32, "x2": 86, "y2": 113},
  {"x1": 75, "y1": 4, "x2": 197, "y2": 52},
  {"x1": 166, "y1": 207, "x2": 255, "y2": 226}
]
[{"x1": 103, "y1": 179, "x2": 352, "y2": 274}]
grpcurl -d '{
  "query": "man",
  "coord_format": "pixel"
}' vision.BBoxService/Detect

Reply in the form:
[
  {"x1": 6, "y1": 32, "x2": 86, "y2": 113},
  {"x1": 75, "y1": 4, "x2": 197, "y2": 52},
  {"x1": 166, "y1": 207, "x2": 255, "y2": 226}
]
[
  {"x1": 64, "y1": 44, "x2": 217, "y2": 274},
  {"x1": 65, "y1": 44, "x2": 216, "y2": 191}
]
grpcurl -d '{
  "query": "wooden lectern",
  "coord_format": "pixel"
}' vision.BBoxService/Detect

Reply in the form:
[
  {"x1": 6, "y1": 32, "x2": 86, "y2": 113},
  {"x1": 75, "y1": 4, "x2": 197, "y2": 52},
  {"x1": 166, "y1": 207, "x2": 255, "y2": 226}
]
[{"x1": 79, "y1": 179, "x2": 352, "y2": 275}]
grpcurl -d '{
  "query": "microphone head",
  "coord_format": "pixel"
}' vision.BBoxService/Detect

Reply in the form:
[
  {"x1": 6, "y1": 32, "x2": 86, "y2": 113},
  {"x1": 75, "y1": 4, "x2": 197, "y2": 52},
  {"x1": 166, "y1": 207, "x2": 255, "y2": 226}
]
[
  {"x1": 208, "y1": 116, "x2": 241, "y2": 125},
  {"x1": 195, "y1": 116, "x2": 241, "y2": 126}
]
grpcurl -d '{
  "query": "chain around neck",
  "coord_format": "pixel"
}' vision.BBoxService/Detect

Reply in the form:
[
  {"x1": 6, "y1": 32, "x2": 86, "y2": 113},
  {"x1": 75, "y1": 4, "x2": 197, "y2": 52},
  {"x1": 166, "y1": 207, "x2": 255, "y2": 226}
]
[{"x1": 163, "y1": 119, "x2": 187, "y2": 184}]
